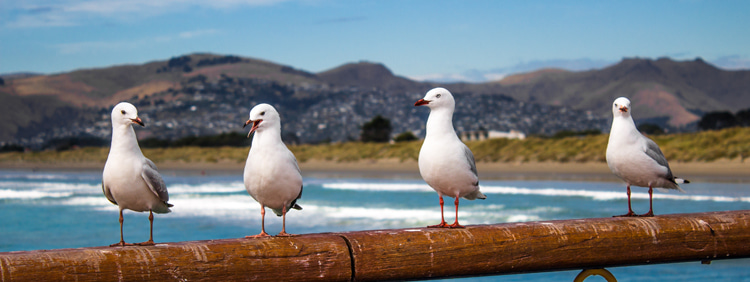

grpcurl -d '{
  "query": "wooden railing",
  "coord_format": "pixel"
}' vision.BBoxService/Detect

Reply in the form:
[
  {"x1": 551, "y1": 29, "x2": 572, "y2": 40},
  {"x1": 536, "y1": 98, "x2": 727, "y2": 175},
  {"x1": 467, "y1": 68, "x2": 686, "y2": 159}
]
[{"x1": 2, "y1": 210, "x2": 749, "y2": 281}]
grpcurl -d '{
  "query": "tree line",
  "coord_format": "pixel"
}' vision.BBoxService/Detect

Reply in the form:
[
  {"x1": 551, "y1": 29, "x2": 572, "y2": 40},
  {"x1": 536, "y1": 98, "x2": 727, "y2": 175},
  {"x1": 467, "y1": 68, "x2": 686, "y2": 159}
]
[
  {"x1": 3, "y1": 108, "x2": 750, "y2": 153},
  {"x1": 697, "y1": 109, "x2": 750, "y2": 131}
]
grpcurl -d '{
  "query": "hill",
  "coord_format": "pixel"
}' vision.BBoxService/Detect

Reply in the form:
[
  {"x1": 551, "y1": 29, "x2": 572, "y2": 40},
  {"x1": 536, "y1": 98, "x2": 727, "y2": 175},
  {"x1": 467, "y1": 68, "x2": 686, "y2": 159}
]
[
  {"x1": 491, "y1": 57, "x2": 750, "y2": 127},
  {"x1": 1, "y1": 54, "x2": 749, "y2": 146},
  {"x1": 317, "y1": 61, "x2": 423, "y2": 91}
]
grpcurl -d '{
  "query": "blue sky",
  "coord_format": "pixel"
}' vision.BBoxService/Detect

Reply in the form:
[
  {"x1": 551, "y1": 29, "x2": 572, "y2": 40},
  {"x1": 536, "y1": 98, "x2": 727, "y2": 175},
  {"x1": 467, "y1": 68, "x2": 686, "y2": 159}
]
[{"x1": 1, "y1": 0, "x2": 749, "y2": 82}]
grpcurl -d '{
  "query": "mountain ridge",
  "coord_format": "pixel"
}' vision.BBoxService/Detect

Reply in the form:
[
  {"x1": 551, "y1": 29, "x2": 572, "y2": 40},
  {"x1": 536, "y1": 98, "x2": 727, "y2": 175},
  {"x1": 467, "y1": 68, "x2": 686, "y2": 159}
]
[{"x1": 1, "y1": 53, "x2": 749, "y2": 145}]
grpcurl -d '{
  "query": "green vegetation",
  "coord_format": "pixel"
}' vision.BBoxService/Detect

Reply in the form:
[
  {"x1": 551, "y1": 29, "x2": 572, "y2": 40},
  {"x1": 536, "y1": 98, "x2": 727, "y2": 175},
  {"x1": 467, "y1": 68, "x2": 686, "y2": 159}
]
[
  {"x1": 1, "y1": 127, "x2": 749, "y2": 165},
  {"x1": 637, "y1": 123, "x2": 665, "y2": 135},
  {"x1": 394, "y1": 131, "x2": 418, "y2": 142},
  {"x1": 141, "y1": 132, "x2": 251, "y2": 148},
  {"x1": 360, "y1": 115, "x2": 392, "y2": 143}
]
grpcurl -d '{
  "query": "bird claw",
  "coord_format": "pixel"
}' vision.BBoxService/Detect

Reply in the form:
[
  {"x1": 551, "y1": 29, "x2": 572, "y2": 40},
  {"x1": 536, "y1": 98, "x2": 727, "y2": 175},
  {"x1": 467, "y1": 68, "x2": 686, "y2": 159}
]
[
  {"x1": 428, "y1": 222, "x2": 450, "y2": 228},
  {"x1": 448, "y1": 223, "x2": 465, "y2": 229},
  {"x1": 613, "y1": 211, "x2": 639, "y2": 217},
  {"x1": 276, "y1": 232, "x2": 296, "y2": 237},
  {"x1": 638, "y1": 211, "x2": 654, "y2": 217},
  {"x1": 246, "y1": 232, "x2": 271, "y2": 238},
  {"x1": 135, "y1": 240, "x2": 155, "y2": 246},
  {"x1": 109, "y1": 241, "x2": 135, "y2": 247}
]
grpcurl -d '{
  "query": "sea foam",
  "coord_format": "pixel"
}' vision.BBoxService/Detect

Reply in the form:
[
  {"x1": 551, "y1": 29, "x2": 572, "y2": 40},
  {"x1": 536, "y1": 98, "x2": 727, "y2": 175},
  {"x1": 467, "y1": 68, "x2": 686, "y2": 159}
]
[{"x1": 322, "y1": 182, "x2": 750, "y2": 203}]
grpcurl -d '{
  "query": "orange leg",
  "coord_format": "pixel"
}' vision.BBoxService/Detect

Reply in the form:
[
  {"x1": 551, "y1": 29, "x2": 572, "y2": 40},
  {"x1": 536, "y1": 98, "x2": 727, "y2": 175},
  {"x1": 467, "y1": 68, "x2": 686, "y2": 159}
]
[
  {"x1": 428, "y1": 196, "x2": 449, "y2": 228},
  {"x1": 110, "y1": 209, "x2": 134, "y2": 247},
  {"x1": 136, "y1": 210, "x2": 156, "y2": 246},
  {"x1": 277, "y1": 206, "x2": 295, "y2": 237},
  {"x1": 614, "y1": 185, "x2": 638, "y2": 217},
  {"x1": 448, "y1": 197, "x2": 464, "y2": 228},
  {"x1": 247, "y1": 205, "x2": 271, "y2": 238},
  {"x1": 639, "y1": 186, "x2": 655, "y2": 217}
]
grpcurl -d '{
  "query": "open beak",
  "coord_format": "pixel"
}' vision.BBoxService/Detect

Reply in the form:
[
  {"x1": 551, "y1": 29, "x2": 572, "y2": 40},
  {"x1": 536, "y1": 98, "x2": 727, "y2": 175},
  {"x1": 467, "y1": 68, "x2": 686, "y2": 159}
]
[
  {"x1": 132, "y1": 117, "x2": 144, "y2": 127},
  {"x1": 619, "y1": 106, "x2": 628, "y2": 113},
  {"x1": 414, "y1": 99, "x2": 430, "y2": 106},
  {"x1": 244, "y1": 119, "x2": 262, "y2": 138}
]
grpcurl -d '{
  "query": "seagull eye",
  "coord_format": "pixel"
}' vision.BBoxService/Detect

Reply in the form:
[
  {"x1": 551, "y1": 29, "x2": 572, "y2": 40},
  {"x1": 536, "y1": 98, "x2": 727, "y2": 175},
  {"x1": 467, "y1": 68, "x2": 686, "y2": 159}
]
[
  {"x1": 121, "y1": 110, "x2": 126, "y2": 115},
  {"x1": 260, "y1": 111, "x2": 265, "y2": 116},
  {"x1": 436, "y1": 94, "x2": 442, "y2": 98}
]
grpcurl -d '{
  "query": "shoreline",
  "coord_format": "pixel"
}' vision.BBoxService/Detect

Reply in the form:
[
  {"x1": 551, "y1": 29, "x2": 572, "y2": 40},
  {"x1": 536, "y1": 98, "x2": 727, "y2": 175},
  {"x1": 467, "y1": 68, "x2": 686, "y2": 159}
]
[{"x1": 1, "y1": 159, "x2": 747, "y2": 183}]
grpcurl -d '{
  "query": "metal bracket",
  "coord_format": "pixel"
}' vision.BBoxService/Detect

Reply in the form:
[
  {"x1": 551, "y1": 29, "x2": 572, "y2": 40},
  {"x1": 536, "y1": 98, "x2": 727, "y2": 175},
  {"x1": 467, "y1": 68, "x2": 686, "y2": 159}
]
[{"x1": 574, "y1": 268, "x2": 617, "y2": 282}]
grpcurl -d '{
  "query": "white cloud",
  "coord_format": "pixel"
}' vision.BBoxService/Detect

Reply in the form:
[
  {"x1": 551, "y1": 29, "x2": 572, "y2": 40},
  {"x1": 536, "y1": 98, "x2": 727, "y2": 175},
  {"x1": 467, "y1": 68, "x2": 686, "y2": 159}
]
[
  {"x1": 54, "y1": 29, "x2": 221, "y2": 54},
  {"x1": 408, "y1": 58, "x2": 613, "y2": 83},
  {"x1": 409, "y1": 72, "x2": 508, "y2": 83},
  {"x1": 4, "y1": 0, "x2": 290, "y2": 28},
  {"x1": 408, "y1": 73, "x2": 475, "y2": 83},
  {"x1": 179, "y1": 29, "x2": 221, "y2": 39},
  {"x1": 711, "y1": 55, "x2": 750, "y2": 70},
  {"x1": 482, "y1": 73, "x2": 507, "y2": 81}
]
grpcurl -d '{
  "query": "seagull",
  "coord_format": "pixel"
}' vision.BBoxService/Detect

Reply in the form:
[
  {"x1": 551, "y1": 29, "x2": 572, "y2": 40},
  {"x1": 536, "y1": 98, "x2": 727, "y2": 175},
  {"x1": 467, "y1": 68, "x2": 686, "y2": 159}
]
[
  {"x1": 606, "y1": 97, "x2": 689, "y2": 217},
  {"x1": 415, "y1": 87, "x2": 486, "y2": 228},
  {"x1": 102, "y1": 102, "x2": 172, "y2": 247},
  {"x1": 243, "y1": 103, "x2": 303, "y2": 237}
]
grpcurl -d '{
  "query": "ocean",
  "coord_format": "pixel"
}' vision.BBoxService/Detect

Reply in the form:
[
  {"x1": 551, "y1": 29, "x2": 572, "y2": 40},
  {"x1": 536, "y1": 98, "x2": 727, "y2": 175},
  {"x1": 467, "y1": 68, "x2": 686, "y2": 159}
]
[{"x1": 1, "y1": 169, "x2": 748, "y2": 281}]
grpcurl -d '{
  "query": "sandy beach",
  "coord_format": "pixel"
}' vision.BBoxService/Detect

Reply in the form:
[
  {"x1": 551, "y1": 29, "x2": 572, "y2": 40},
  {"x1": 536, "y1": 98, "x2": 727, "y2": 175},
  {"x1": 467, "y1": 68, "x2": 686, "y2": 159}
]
[{"x1": 1, "y1": 158, "x2": 747, "y2": 183}]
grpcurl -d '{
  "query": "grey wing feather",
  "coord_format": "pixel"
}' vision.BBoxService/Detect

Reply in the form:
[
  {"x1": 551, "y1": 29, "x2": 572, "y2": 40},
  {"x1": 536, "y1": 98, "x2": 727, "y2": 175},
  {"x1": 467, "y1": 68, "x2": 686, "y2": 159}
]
[
  {"x1": 643, "y1": 137, "x2": 676, "y2": 181},
  {"x1": 142, "y1": 159, "x2": 169, "y2": 202},
  {"x1": 290, "y1": 152, "x2": 302, "y2": 175},
  {"x1": 289, "y1": 151, "x2": 303, "y2": 210},
  {"x1": 463, "y1": 144, "x2": 479, "y2": 183},
  {"x1": 291, "y1": 185, "x2": 303, "y2": 210},
  {"x1": 102, "y1": 180, "x2": 117, "y2": 205}
]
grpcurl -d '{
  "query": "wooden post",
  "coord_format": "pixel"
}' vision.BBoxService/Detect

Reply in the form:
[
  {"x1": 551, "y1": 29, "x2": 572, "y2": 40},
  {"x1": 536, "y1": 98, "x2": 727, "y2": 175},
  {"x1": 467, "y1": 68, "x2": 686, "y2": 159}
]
[
  {"x1": 2, "y1": 210, "x2": 750, "y2": 281},
  {"x1": 344, "y1": 210, "x2": 750, "y2": 280},
  {"x1": 0, "y1": 234, "x2": 352, "y2": 281}
]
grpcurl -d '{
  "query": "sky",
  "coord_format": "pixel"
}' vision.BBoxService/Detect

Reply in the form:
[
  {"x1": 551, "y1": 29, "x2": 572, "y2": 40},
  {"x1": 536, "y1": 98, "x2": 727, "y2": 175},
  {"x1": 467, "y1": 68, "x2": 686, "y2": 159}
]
[{"x1": 1, "y1": 0, "x2": 749, "y2": 82}]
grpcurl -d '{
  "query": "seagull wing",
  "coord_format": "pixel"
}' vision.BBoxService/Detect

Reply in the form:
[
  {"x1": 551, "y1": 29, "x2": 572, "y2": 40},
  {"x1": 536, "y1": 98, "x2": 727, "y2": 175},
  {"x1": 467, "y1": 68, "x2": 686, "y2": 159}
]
[
  {"x1": 101, "y1": 180, "x2": 117, "y2": 205},
  {"x1": 643, "y1": 136, "x2": 676, "y2": 182},
  {"x1": 288, "y1": 150, "x2": 303, "y2": 210},
  {"x1": 463, "y1": 144, "x2": 479, "y2": 185},
  {"x1": 142, "y1": 158, "x2": 170, "y2": 202}
]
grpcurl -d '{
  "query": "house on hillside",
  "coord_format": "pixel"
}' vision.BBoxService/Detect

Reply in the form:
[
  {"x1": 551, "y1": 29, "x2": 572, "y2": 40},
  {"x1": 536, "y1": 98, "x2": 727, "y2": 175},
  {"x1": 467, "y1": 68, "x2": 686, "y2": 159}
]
[{"x1": 459, "y1": 130, "x2": 526, "y2": 141}]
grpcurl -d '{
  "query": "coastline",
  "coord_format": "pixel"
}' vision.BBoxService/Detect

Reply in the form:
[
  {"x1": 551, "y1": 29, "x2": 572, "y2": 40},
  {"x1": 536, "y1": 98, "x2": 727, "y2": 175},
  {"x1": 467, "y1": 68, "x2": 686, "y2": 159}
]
[{"x1": 1, "y1": 158, "x2": 747, "y2": 183}]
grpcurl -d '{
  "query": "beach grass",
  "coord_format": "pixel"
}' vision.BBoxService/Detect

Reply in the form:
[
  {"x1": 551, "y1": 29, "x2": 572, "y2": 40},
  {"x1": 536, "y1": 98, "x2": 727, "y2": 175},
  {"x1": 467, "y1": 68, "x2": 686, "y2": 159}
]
[{"x1": 1, "y1": 127, "x2": 748, "y2": 165}]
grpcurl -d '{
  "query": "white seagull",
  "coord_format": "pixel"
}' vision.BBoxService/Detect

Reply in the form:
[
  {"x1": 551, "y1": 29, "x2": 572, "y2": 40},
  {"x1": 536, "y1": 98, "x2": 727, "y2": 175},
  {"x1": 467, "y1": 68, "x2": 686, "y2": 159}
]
[
  {"x1": 606, "y1": 97, "x2": 689, "y2": 217},
  {"x1": 415, "y1": 87, "x2": 486, "y2": 228},
  {"x1": 102, "y1": 102, "x2": 172, "y2": 246},
  {"x1": 243, "y1": 103, "x2": 303, "y2": 237}
]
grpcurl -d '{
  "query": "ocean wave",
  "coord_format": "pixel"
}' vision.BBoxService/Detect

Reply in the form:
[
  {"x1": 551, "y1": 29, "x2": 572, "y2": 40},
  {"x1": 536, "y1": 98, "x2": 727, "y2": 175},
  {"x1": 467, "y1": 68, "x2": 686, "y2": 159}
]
[
  {"x1": 480, "y1": 186, "x2": 750, "y2": 203},
  {"x1": 0, "y1": 181, "x2": 100, "y2": 194},
  {"x1": 157, "y1": 194, "x2": 555, "y2": 227},
  {"x1": 0, "y1": 189, "x2": 73, "y2": 200},
  {"x1": 322, "y1": 182, "x2": 433, "y2": 192},
  {"x1": 167, "y1": 182, "x2": 246, "y2": 194},
  {"x1": 0, "y1": 173, "x2": 74, "y2": 181},
  {"x1": 322, "y1": 182, "x2": 750, "y2": 203}
]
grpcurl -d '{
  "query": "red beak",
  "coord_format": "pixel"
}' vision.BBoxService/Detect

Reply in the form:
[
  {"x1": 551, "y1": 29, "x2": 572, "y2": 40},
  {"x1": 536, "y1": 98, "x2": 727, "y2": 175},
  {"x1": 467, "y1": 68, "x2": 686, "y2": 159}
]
[
  {"x1": 619, "y1": 106, "x2": 628, "y2": 113},
  {"x1": 132, "y1": 117, "x2": 144, "y2": 127},
  {"x1": 414, "y1": 99, "x2": 429, "y2": 106},
  {"x1": 244, "y1": 119, "x2": 262, "y2": 137}
]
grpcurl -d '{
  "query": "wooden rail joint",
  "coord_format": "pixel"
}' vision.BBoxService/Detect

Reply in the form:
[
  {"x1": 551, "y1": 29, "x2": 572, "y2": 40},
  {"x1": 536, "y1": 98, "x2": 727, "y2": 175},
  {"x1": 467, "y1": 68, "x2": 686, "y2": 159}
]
[{"x1": 2, "y1": 210, "x2": 749, "y2": 281}]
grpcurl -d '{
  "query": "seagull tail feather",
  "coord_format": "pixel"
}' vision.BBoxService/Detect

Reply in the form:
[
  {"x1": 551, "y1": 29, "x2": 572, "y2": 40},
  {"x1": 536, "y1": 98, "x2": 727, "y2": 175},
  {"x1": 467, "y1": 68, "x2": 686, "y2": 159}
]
[{"x1": 463, "y1": 190, "x2": 487, "y2": 200}]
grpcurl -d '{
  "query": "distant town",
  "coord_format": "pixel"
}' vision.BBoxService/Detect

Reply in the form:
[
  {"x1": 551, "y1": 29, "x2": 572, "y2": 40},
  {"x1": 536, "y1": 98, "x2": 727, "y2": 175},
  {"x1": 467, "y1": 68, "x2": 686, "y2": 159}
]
[{"x1": 10, "y1": 76, "x2": 610, "y2": 149}]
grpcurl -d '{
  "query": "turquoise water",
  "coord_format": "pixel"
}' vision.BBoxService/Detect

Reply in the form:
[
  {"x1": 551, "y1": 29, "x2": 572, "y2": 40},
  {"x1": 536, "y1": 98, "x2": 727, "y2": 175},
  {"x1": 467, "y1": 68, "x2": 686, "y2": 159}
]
[{"x1": 1, "y1": 169, "x2": 748, "y2": 281}]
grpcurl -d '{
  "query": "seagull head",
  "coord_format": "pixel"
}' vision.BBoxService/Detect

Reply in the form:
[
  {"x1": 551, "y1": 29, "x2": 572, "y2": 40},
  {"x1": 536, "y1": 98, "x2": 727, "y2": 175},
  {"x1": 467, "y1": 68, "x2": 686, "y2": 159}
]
[
  {"x1": 244, "y1": 103, "x2": 280, "y2": 137},
  {"x1": 612, "y1": 97, "x2": 631, "y2": 118},
  {"x1": 111, "y1": 102, "x2": 144, "y2": 127},
  {"x1": 415, "y1": 87, "x2": 455, "y2": 110}
]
